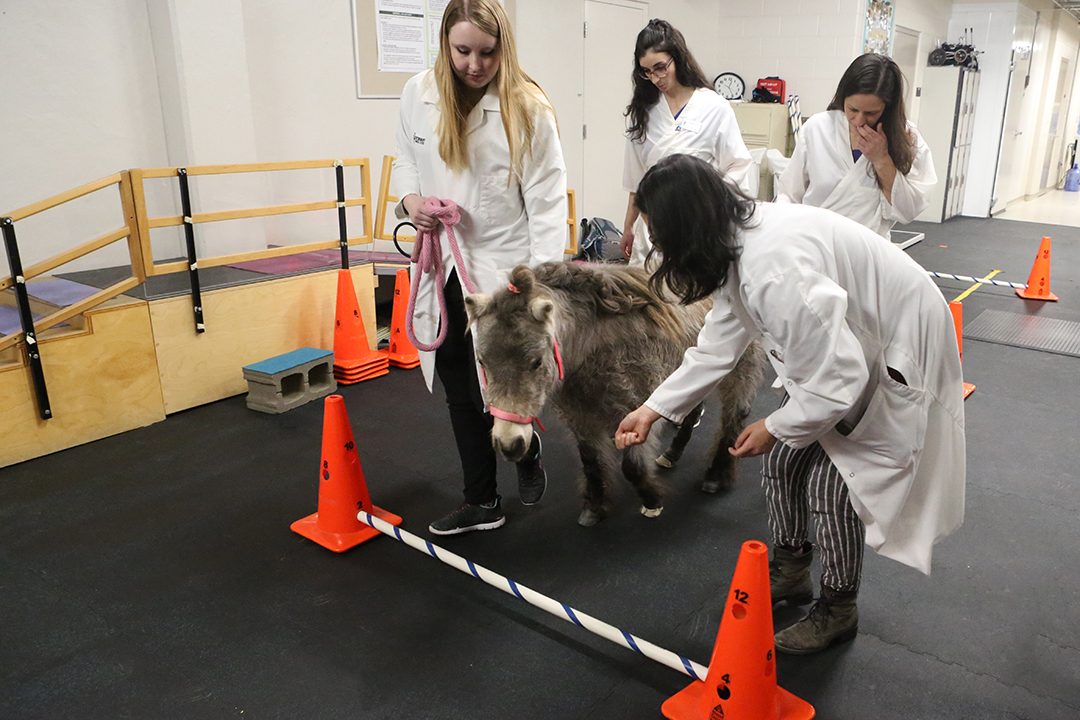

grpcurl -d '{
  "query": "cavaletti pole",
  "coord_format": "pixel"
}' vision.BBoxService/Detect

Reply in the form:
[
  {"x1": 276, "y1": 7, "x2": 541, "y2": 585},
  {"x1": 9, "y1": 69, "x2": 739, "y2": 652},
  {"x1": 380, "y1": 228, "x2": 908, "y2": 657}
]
[
  {"x1": 926, "y1": 271, "x2": 1026, "y2": 290},
  {"x1": 357, "y1": 510, "x2": 708, "y2": 681}
]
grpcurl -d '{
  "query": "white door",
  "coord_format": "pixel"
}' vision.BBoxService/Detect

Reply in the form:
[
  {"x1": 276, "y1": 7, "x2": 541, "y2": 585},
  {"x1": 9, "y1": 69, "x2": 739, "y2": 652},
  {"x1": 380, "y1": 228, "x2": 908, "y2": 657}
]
[
  {"x1": 991, "y1": 7, "x2": 1036, "y2": 214},
  {"x1": 582, "y1": 0, "x2": 647, "y2": 224},
  {"x1": 892, "y1": 26, "x2": 920, "y2": 114},
  {"x1": 1041, "y1": 56, "x2": 1072, "y2": 190}
]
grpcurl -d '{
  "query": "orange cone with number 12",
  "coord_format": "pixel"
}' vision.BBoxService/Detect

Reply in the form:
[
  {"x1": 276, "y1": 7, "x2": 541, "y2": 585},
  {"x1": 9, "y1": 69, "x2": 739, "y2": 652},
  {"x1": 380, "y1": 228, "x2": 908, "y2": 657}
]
[
  {"x1": 291, "y1": 395, "x2": 401, "y2": 552},
  {"x1": 662, "y1": 540, "x2": 815, "y2": 720},
  {"x1": 379, "y1": 268, "x2": 421, "y2": 369}
]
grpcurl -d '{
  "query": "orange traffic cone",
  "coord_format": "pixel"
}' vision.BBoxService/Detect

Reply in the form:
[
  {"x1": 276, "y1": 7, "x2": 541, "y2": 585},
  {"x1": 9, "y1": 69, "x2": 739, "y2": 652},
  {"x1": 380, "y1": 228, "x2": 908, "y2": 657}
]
[
  {"x1": 663, "y1": 540, "x2": 815, "y2": 720},
  {"x1": 379, "y1": 268, "x2": 421, "y2": 369},
  {"x1": 949, "y1": 301, "x2": 975, "y2": 400},
  {"x1": 1015, "y1": 236, "x2": 1058, "y2": 301},
  {"x1": 333, "y1": 269, "x2": 389, "y2": 384},
  {"x1": 291, "y1": 395, "x2": 401, "y2": 551}
]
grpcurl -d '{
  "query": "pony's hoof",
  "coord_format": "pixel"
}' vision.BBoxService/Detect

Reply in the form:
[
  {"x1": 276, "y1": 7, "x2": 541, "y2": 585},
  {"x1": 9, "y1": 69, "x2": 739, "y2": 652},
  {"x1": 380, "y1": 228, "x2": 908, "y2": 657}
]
[
  {"x1": 700, "y1": 478, "x2": 721, "y2": 494},
  {"x1": 655, "y1": 453, "x2": 674, "y2": 469},
  {"x1": 640, "y1": 505, "x2": 663, "y2": 519},
  {"x1": 578, "y1": 508, "x2": 602, "y2": 527}
]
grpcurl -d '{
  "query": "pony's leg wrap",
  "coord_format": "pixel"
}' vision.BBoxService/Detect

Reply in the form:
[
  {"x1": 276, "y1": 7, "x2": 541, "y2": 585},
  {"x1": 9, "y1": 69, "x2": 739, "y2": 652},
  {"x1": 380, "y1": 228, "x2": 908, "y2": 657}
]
[{"x1": 621, "y1": 443, "x2": 664, "y2": 517}]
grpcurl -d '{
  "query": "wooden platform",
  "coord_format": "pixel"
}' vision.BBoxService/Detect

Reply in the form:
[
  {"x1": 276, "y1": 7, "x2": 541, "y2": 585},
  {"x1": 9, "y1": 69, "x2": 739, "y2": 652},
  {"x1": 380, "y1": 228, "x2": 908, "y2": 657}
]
[
  {"x1": 1, "y1": 265, "x2": 378, "y2": 466},
  {"x1": 1, "y1": 294, "x2": 165, "y2": 467}
]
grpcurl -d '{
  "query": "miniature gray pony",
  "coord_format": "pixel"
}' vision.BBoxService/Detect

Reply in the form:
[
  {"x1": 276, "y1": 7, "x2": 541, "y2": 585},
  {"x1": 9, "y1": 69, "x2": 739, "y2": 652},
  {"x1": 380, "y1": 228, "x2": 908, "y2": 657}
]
[{"x1": 464, "y1": 262, "x2": 766, "y2": 526}]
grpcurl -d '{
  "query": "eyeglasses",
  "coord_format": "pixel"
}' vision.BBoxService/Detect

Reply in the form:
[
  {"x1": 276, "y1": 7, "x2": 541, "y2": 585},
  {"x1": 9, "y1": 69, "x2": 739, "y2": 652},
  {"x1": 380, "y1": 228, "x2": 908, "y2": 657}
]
[{"x1": 637, "y1": 57, "x2": 674, "y2": 80}]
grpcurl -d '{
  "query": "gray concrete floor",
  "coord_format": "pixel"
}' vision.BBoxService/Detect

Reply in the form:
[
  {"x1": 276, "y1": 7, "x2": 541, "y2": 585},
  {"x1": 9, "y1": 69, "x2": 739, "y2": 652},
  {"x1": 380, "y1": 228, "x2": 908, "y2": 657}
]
[{"x1": 2, "y1": 216, "x2": 1079, "y2": 719}]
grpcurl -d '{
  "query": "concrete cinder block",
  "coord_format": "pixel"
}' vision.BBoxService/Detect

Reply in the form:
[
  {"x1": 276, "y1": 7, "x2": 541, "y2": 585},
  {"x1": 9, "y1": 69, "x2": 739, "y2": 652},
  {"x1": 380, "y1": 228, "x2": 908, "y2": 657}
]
[{"x1": 242, "y1": 347, "x2": 337, "y2": 414}]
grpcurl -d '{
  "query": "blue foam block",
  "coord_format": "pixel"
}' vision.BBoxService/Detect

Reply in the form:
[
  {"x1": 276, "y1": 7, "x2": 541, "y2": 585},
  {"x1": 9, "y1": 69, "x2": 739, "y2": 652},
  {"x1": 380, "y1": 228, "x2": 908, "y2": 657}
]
[{"x1": 243, "y1": 347, "x2": 333, "y2": 376}]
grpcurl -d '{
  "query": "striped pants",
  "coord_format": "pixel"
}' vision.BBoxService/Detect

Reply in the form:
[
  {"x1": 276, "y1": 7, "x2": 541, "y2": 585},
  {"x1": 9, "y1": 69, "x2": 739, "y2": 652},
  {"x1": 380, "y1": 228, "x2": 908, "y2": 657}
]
[{"x1": 762, "y1": 416, "x2": 865, "y2": 593}]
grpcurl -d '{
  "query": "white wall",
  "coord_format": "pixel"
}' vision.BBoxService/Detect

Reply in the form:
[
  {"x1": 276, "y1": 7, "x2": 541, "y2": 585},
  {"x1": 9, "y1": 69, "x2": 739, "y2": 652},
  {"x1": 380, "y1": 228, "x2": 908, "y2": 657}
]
[
  {"x1": 0, "y1": 0, "x2": 171, "y2": 275},
  {"x1": 715, "y1": 0, "x2": 863, "y2": 117}
]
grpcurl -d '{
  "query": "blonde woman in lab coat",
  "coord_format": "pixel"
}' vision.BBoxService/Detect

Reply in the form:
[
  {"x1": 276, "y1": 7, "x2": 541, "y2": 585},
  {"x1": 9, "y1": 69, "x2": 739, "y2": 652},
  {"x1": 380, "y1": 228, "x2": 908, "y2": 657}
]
[
  {"x1": 620, "y1": 19, "x2": 752, "y2": 264},
  {"x1": 776, "y1": 52, "x2": 936, "y2": 240},
  {"x1": 393, "y1": 0, "x2": 568, "y2": 536},
  {"x1": 616, "y1": 155, "x2": 965, "y2": 655}
]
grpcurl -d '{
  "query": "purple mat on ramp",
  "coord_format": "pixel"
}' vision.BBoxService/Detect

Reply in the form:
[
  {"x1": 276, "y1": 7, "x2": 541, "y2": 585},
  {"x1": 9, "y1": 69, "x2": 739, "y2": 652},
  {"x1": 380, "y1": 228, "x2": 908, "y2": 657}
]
[
  {"x1": 227, "y1": 249, "x2": 370, "y2": 275},
  {"x1": 0, "y1": 305, "x2": 39, "y2": 336},
  {"x1": 26, "y1": 278, "x2": 100, "y2": 306}
]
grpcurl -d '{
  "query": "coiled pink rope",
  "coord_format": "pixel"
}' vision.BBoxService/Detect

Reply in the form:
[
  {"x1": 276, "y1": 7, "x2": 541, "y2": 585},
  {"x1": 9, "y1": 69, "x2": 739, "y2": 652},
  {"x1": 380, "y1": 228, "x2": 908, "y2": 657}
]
[{"x1": 405, "y1": 197, "x2": 478, "y2": 352}]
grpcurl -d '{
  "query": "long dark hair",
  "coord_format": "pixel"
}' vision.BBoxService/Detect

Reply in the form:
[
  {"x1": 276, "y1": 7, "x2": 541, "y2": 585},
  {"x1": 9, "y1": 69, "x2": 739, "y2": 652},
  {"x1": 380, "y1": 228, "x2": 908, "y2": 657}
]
[
  {"x1": 634, "y1": 154, "x2": 756, "y2": 304},
  {"x1": 827, "y1": 53, "x2": 915, "y2": 180},
  {"x1": 625, "y1": 19, "x2": 710, "y2": 143}
]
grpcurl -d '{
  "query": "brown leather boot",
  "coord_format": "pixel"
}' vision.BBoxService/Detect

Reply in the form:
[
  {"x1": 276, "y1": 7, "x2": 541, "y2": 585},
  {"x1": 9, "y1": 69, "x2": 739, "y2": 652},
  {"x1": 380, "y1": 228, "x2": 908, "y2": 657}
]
[
  {"x1": 774, "y1": 585, "x2": 858, "y2": 655},
  {"x1": 769, "y1": 543, "x2": 814, "y2": 606}
]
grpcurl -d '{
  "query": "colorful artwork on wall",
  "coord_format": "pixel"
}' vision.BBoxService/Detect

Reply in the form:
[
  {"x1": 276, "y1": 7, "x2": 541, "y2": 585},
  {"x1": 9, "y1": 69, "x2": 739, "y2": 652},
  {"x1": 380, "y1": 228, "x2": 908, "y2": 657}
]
[{"x1": 863, "y1": 0, "x2": 895, "y2": 55}]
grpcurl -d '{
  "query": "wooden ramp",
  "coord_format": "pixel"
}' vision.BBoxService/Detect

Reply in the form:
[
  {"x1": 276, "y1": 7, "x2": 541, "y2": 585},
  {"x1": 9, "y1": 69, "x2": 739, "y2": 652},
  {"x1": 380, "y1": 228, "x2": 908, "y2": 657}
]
[{"x1": 1, "y1": 265, "x2": 378, "y2": 467}]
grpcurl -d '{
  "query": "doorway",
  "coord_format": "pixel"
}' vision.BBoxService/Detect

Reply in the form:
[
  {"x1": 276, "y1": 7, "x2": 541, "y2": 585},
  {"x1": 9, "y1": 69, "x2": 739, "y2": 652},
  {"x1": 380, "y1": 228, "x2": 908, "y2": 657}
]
[
  {"x1": 893, "y1": 25, "x2": 920, "y2": 117},
  {"x1": 582, "y1": 0, "x2": 647, "y2": 224}
]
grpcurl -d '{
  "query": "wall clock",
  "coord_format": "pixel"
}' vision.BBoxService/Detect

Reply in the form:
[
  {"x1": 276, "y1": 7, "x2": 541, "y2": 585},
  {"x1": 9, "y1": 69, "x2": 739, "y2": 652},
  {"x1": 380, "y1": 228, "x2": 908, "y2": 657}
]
[{"x1": 713, "y1": 72, "x2": 745, "y2": 101}]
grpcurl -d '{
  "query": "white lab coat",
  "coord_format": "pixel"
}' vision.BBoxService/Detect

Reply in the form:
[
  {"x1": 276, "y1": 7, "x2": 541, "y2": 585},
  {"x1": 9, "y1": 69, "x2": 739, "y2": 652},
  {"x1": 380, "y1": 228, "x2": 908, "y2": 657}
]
[
  {"x1": 623, "y1": 88, "x2": 753, "y2": 264},
  {"x1": 393, "y1": 70, "x2": 568, "y2": 389},
  {"x1": 645, "y1": 203, "x2": 965, "y2": 575},
  {"x1": 776, "y1": 110, "x2": 936, "y2": 240}
]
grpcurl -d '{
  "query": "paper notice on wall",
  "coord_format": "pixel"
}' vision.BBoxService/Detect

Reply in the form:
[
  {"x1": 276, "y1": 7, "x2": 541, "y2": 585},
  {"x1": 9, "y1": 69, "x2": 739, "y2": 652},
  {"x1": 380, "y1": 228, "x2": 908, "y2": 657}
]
[
  {"x1": 376, "y1": 1, "x2": 425, "y2": 72},
  {"x1": 376, "y1": 0, "x2": 451, "y2": 73}
]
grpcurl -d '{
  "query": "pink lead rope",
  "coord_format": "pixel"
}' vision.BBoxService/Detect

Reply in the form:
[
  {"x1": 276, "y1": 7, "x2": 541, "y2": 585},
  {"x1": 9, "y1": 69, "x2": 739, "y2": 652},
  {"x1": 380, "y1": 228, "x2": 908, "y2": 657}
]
[{"x1": 404, "y1": 197, "x2": 478, "y2": 352}]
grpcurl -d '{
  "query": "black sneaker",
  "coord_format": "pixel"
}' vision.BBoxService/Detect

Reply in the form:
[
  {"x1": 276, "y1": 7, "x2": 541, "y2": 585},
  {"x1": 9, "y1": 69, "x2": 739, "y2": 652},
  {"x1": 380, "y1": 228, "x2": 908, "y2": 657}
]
[
  {"x1": 516, "y1": 433, "x2": 547, "y2": 505},
  {"x1": 428, "y1": 497, "x2": 506, "y2": 536}
]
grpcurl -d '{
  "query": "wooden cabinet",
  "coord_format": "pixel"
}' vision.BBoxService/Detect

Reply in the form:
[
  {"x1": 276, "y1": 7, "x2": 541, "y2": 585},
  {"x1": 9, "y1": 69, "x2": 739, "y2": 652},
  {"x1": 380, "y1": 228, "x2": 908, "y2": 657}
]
[
  {"x1": 916, "y1": 66, "x2": 980, "y2": 222},
  {"x1": 733, "y1": 102, "x2": 794, "y2": 200}
]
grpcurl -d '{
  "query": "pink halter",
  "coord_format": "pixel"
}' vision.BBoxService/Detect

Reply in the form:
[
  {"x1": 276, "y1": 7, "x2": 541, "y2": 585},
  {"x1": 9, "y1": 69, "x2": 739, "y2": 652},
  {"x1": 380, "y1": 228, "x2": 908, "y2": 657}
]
[{"x1": 485, "y1": 282, "x2": 564, "y2": 431}]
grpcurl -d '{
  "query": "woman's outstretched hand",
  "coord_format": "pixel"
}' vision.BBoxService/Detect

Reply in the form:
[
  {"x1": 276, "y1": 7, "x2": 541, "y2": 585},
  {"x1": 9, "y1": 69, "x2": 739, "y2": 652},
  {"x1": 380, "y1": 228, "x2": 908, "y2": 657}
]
[
  {"x1": 615, "y1": 405, "x2": 663, "y2": 449},
  {"x1": 729, "y1": 418, "x2": 777, "y2": 458},
  {"x1": 620, "y1": 228, "x2": 635, "y2": 259}
]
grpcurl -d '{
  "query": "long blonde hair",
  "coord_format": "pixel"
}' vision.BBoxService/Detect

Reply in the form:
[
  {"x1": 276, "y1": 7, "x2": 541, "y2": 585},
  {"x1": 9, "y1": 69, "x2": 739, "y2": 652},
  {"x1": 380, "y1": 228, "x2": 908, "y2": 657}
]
[{"x1": 434, "y1": 0, "x2": 554, "y2": 178}]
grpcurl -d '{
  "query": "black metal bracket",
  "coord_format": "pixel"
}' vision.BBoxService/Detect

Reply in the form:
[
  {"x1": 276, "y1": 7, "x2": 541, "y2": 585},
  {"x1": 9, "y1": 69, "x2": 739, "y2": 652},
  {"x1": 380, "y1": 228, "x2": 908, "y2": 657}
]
[
  {"x1": 335, "y1": 160, "x2": 349, "y2": 269},
  {"x1": 2, "y1": 217, "x2": 52, "y2": 420},
  {"x1": 176, "y1": 169, "x2": 205, "y2": 333}
]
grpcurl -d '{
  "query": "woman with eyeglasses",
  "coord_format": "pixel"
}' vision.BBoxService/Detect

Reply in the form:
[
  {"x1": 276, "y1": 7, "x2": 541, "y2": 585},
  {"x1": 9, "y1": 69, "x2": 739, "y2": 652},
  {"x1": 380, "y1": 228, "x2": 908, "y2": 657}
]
[
  {"x1": 776, "y1": 53, "x2": 936, "y2": 240},
  {"x1": 621, "y1": 19, "x2": 752, "y2": 264},
  {"x1": 393, "y1": 0, "x2": 568, "y2": 536}
]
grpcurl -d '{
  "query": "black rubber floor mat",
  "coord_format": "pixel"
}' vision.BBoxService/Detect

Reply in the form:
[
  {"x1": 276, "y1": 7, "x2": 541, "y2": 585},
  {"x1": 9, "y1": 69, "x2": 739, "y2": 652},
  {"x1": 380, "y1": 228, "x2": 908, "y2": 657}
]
[{"x1": 964, "y1": 309, "x2": 1080, "y2": 358}]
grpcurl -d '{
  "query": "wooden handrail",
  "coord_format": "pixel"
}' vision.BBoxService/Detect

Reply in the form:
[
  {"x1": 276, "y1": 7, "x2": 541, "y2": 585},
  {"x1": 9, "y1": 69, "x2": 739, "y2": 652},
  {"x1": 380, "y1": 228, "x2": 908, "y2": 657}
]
[
  {"x1": 4, "y1": 173, "x2": 123, "y2": 222},
  {"x1": 1, "y1": 157, "x2": 375, "y2": 353},
  {"x1": 146, "y1": 197, "x2": 372, "y2": 229},
  {"x1": 0, "y1": 227, "x2": 129, "y2": 292},
  {"x1": 140, "y1": 158, "x2": 368, "y2": 178}
]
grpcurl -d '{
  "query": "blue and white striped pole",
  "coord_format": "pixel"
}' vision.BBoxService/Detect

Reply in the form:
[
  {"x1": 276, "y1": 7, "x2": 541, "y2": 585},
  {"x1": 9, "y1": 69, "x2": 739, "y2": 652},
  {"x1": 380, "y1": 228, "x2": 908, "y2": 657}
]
[
  {"x1": 927, "y1": 271, "x2": 1027, "y2": 289},
  {"x1": 357, "y1": 511, "x2": 708, "y2": 681}
]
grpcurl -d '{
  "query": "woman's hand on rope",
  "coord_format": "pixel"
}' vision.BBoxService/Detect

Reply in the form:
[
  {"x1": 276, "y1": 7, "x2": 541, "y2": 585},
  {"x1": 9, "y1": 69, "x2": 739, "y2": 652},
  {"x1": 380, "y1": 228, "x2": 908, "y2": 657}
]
[
  {"x1": 403, "y1": 194, "x2": 440, "y2": 232},
  {"x1": 729, "y1": 418, "x2": 777, "y2": 458},
  {"x1": 615, "y1": 405, "x2": 662, "y2": 449}
]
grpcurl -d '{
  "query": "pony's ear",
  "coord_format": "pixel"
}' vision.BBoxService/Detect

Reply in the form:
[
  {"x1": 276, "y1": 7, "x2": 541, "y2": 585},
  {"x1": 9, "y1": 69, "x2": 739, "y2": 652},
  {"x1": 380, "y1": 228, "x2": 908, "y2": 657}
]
[
  {"x1": 464, "y1": 293, "x2": 492, "y2": 322},
  {"x1": 509, "y1": 265, "x2": 536, "y2": 294},
  {"x1": 530, "y1": 297, "x2": 554, "y2": 323}
]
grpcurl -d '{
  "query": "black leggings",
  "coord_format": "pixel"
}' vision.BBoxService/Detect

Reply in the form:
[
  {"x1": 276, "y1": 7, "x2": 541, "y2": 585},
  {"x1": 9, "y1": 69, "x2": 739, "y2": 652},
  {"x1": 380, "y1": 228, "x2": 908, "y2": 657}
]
[{"x1": 434, "y1": 272, "x2": 497, "y2": 505}]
